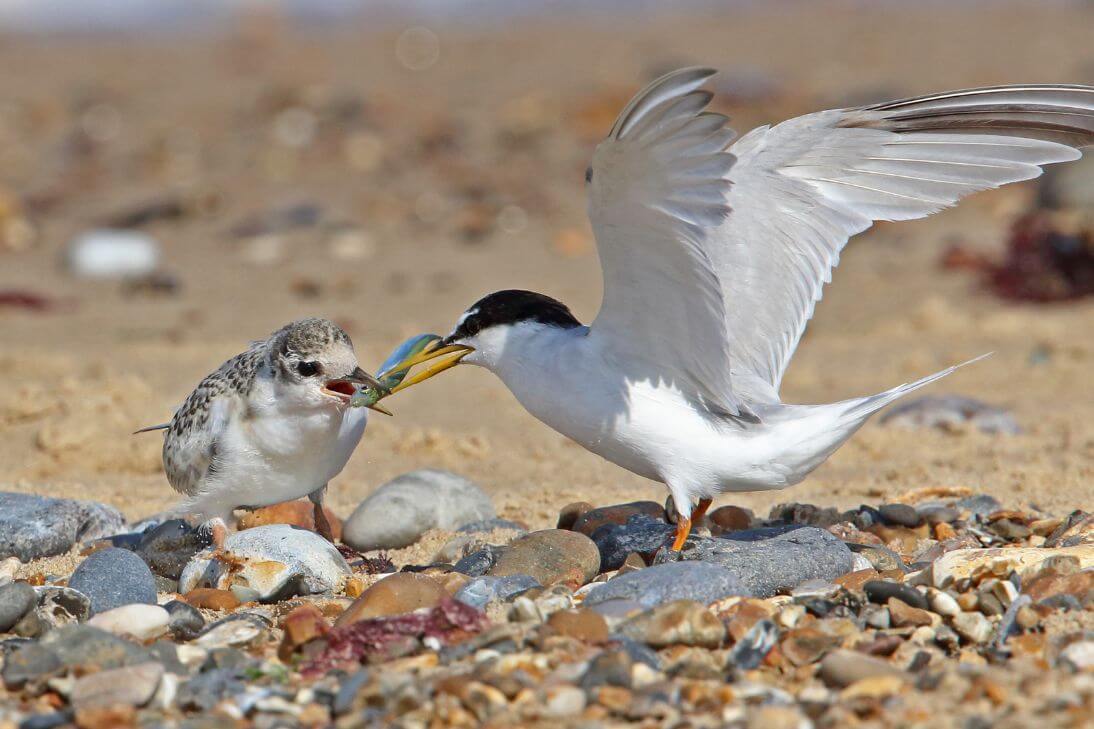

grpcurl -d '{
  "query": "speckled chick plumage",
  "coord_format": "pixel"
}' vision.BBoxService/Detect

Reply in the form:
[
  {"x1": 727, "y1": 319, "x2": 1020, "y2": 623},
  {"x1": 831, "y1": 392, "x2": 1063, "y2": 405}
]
[{"x1": 162, "y1": 318, "x2": 370, "y2": 523}]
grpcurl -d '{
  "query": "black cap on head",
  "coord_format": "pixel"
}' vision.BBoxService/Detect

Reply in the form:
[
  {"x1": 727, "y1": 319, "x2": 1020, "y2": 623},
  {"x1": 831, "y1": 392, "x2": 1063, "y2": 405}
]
[{"x1": 446, "y1": 290, "x2": 581, "y2": 342}]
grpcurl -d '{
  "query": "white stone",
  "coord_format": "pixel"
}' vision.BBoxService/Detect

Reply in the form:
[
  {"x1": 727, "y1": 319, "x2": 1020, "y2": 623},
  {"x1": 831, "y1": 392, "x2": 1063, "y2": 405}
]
[
  {"x1": 930, "y1": 546, "x2": 1094, "y2": 588},
  {"x1": 71, "y1": 662, "x2": 164, "y2": 709},
  {"x1": 87, "y1": 604, "x2": 169, "y2": 640},
  {"x1": 1060, "y1": 641, "x2": 1094, "y2": 672},
  {"x1": 952, "y1": 611, "x2": 993, "y2": 644},
  {"x1": 66, "y1": 229, "x2": 160, "y2": 278},
  {"x1": 927, "y1": 589, "x2": 961, "y2": 617},
  {"x1": 195, "y1": 619, "x2": 262, "y2": 649},
  {"x1": 543, "y1": 685, "x2": 586, "y2": 716},
  {"x1": 342, "y1": 469, "x2": 495, "y2": 551},
  {"x1": 179, "y1": 524, "x2": 350, "y2": 602}
]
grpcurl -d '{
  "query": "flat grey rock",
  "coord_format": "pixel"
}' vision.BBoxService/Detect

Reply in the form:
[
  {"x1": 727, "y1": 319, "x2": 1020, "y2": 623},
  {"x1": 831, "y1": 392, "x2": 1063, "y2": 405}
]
[
  {"x1": 342, "y1": 470, "x2": 495, "y2": 551},
  {"x1": 179, "y1": 524, "x2": 350, "y2": 602},
  {"x1": 68, "y1": 548, "x2": 156, "y2": 615},
  {"x1": 0, "y1": 582, "x2": 36, "y2": 632},
  {"x1": 879, "y1": 394, "x2": 1020, "y2": 435},
  {"x1": 454, "y1": 574, "x2": 539, "y2": 609},
  {"x1": 0, "y1": 492, "x2": 125, "y2": 561},
  {"x1": 682, "y1": 526, "x2": 854, "y2": 598},
  {"x1": 584, "y1": 561, "x2": 749, "y2": 609}
]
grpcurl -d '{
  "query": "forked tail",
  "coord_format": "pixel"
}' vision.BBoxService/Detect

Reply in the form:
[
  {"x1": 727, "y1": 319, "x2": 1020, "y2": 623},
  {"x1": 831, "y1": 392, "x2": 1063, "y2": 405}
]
[{"x1": 842, "y1": 353, "x2": 992, "y2": 421}]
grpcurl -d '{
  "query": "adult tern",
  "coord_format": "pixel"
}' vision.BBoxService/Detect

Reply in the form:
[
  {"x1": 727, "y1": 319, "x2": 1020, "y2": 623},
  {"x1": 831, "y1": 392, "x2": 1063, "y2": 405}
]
[{"x1": 382, "y1": 68, "x2": 1094, "y2": 550}]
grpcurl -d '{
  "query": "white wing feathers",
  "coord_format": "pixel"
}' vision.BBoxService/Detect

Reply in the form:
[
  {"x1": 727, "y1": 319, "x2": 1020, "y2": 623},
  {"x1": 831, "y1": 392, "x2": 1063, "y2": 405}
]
[
  {"x1": 586, "y1": 68, "x2": 1094, "y2": 411},
  {"x1": 587, "y1": 68, "x2": 745, "y2": 416}
]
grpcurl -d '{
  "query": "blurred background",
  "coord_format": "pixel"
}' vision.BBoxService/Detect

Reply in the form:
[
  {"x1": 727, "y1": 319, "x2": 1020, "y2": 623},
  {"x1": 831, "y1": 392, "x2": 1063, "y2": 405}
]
[{"x1": 0, "y1": 0, "x2": 1091, "y2": 526}]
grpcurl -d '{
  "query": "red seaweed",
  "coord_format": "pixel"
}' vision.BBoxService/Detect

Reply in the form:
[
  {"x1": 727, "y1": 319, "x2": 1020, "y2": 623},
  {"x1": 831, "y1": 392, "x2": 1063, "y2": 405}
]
[
  {"x1": 300, "y1": 598, "x2": 488, "y2": 678},
  {"x1": 943, "y1": 210, "x2": 1094, "y2": 302}
]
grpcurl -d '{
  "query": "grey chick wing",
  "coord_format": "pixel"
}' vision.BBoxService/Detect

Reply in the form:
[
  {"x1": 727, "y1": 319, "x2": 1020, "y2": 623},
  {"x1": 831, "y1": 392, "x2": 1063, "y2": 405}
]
[{"x1": 162, "y1": 345, "x2": 261, "y2": 497}]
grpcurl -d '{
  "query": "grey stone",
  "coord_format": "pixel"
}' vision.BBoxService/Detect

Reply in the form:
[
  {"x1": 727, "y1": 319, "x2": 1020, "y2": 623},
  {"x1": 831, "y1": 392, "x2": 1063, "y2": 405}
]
[
  {"x1": 136, "y1": 519, "x2": 207, "y2": 579},
  {"x1": 68, "y1": 548, "x2": 156, "y2": 615},
  {"x1": 591, "y1": 515, "x2": 675, "y2": 571},
  {"x1": 0, "y1": 582, "x2": 36, "y2": 632},
  {"x1": 40, "y1": 624, "x2": 153, "y2": 669},
  {"x1": 879, "y1": 394, "x2": 1021, "y2": 435},
  {"x1": 342, "y1": 470, "x2": 495, "y2": 551},
  {"x1": 727, "y1": 619, "x2": 778, "y2": 670},
  {"x1": 456, "y1": 519, "x2": 526, "y2": 534},
  {"x1": 819, "y1": 649, "x2": 908, "y2": 688},
  {"x1": 179, "y1": 524, "x2": 350, "y2": 602},
  {"x1": 864, "y1": 580, "x2": 928, "y2": 610},
  {"x1": 454, "y1": 575, "x2": 540, "y2": 609},
  {"x1": 956, "y1": 494, "x2": 1003, "y2": 517},
  {"x1": 70, "y1": 661, "x2": 164, "y2": 710},
  {"x1": 453, "y1": 545, "x2": 506, "y2": 577},
  {"x1": 1, "y1": 641, "x2": 61, "y2": 688},
  {"x1": 683, "y1": 526, "x2": 854, "y2": 598},
  {"x1": 879, "y1": 503, "x2": 922, "y2": 528},
  {"x1": 178, "y1": 667, "x2": 247, "y2": 711},
  {"x1": 584, "y1": 561, "x2": 749, "y2": 609},
  {"x1": 164, "y1": 600, "x2": 205, "y2": 641},
  {"x1": 0, "y1": 492, "x2": 125, "y2": 561},
  {"x1": 845, "y1": 542, "x2": 908, "y2": 572}
]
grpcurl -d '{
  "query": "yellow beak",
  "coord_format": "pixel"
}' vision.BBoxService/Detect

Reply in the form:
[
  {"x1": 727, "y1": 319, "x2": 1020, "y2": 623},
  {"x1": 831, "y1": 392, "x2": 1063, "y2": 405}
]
[{"x1": 380, "y1": 341, "x2": 474, "y2": 394}]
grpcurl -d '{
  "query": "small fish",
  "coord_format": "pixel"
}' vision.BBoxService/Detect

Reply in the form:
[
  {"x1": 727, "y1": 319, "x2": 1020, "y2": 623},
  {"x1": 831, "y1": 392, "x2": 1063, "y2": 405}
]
[{"x1": 349, "y1": 333, "x2": 444, "y2": 409}]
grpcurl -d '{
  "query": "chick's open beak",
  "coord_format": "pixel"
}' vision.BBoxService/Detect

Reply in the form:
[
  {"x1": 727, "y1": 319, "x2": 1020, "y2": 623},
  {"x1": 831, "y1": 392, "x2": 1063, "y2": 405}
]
[
  {"x1": 326, "y1": 367, "x2": 394, "y2": 415},
  {"x1": 379, "y1": 340, "x2": 474, "y2": 394}
]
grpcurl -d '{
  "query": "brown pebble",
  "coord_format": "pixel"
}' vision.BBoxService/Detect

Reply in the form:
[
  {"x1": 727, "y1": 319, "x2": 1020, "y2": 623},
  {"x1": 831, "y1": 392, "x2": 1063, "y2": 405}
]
[
  {"x1": 336, "y1": 572, "x2": 445, "y2": 627},
  {"x1": 238, "y1": 500, "x2": 343, "y2": 540},
  {"x1": 887, "y1": 598, "x2": 934, "y2": 627},
  {"x1": 546, "y1": 609, "x2": 609, "y2": 643},
  {"x1": 780, "y1": 627, "x2": 841, "y2": 667},
  {"x1": 723, "y1": 599, "x2": 774, "y2": 641},
  {"x1": 934, "y1": 522, "x2": 957, "y2": 541},
  {"x1": 707, "y1": 505, "x2": 752, "y2": 533},
  {"x1": 439, "y1": 572, "x2": 471, "y2": 596},
  {"x1": 819, "y1": 649, "x2": 908, "y2": 688},
  {"x1": 489, "y1": 529, "x2": 600, "y2": 588},
  {"x1": 183, "y1": 588, "x2": 240, "y2": 611},
  {"x1": 957, "y1": 592, "x2": 979, "y2": 611},
  {"x1": 835, "y1": 568, "x2": 880, "y2": 592},
  {"x1": 556, "y1": 501, "x2": 593, "y2": 531},
  {"x1": 592, "y1": 685, "x2": 633, "y2": 712},
  {"x1": 571, "y1": 501, "x2": 665, "y2": 537},
  {"x1": 278, "y1": 604, "x2": 330, "y2": 660},
  {"x1": 74, "y1": 706, "x2": 137, "y2": 729}
]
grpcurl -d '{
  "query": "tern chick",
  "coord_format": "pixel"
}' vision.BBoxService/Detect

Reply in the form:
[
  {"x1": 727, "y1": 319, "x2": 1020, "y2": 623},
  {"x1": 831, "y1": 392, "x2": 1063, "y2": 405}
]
[{"x1": 140, "y1": 318, "x2": 387, "y2": 545}]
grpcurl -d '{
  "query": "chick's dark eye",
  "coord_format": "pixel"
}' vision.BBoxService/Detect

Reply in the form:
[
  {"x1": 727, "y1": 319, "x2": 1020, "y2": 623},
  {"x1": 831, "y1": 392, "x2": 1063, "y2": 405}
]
[{"x1": 297, "y1": 361, "x2": 321, "y2": 377}]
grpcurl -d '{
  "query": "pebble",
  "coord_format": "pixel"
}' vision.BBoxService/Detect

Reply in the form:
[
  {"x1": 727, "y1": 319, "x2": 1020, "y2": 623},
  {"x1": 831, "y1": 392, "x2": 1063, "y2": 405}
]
[
  {"x1": 819, "y1": 649, "x2": 908, "y2": 688},
  {"x1": 183, "y1": 588, "x2": 240, "y2": 611},
  {"x1": 335, "y1": 572, "x2": 446, "y2": 626},
  {"x1": 546, "y1": 608, "x2": 608, "y2": 643},
  {"x1": 620, "y1": 600, "x2": 725, "y2": 648},
  {"x1": 195, "y1": 616, "x2": 265, "y2": 649},
  {"x1": 33, "y1": 587, "x2": 91, "y2": 631},
  {"x1": 1, "y1": 641, "x2": 62, "y2": 688},
  {"x1": 543, "y1": 685, "x2": 586, "y2": 716},
  {"x1": 68, "y1": 547, "x2": 157, "y2": 615},
  {"x1": 846, "y1": 543, "x2": 908, "y2": 572},
  {"x1": 0, "y1": 493, "x2": 125, "y2": 562},
  {"x1": 65, "y1": 229, "x2": 161, "y2": 278},
  {"x1": 163, "y1": 600, "x2": 205, "y2": 641},
  {"x1": 878, "y1": 394, "x2": 1021, "y2": 434},
  {"x1": 570, "y1": 501, "x2": 665, "y2": 537},
  {"x1": 134, "y1": 519, "x2": 209, "y2": 579},
  {"x1": 237, "y1": 501, "x2": 344, "y2": 541},
  {"x1": 179, "y1": 524, "x2": 350, "y2": 601},
  {"x1": 728, "y1": 619, "x2": 778, "y2": 670},
  {"x1": 684, "y1": 526, "x2": 854, "y2": 597},
  {"x1": 585, "y1": 561, "x2": 748, "y2": 608},
  {"x1": 456, "y1": 518, "x2": 527, "y2": 534},
  {"x1": 781, "y1": 626, "x2": 841, "y2": 666},
  {"x1": 1059, "y1": 641, "x2": 1094, "y2": 672},
  {"x1": 70, "y1": 661, "x2": 164, "y2": 710},
  {"x1": 930, "y1": 546, "x2": 1094, "y2": 588},
  {"x1": 864, "y1": 580, "x2": 928, "y2": 609},
  {"x1": 87, "y1": 604, "x2": 169, "y2": 640},
  {"x1": 454, "y1": 575, "x2": 539, "y2": 609},
  {"x1": 591, "y1": 514, "x2": 676, "y2": 571},
  {"x1": 41, "y1": 624, "x2": 153, "y2": 670},
  {"x1": 927, "y1": 589, "x2": 962, "y2": 617},
  {"x1": 887, "y1": 598, "x2": 935, "y2": 628},
  {"x1": 707, "y1": 505, "x2": 753, "y2": 533},
  {"x1": 952, "y1": 611, "x2": 994, "y2": 644},
  {"x1": 879, "y1": 503, "x2": 923, "y2": 528},
  {"x1": 556, "y1": 502, "x2": 593, "y2": 531},
  {"x1": 453, "y1": 545, "x2": 506, "y2": 577},
  {"x1": 0, "y1": 582, "x2": 36, "y2": 632},
  {"x1": 580, "y1": 648, "x2": 633, "y2": 689},
  {"x1": 342, "y1": 469, "x2": 495, "y2": 551},
  {"x1": 488, "y1": 529, "x2": 599, "y2": 589}
]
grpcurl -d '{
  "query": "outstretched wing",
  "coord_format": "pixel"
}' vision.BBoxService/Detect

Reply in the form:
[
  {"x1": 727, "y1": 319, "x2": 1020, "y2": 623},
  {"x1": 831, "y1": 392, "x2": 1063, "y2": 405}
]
[
  {"x1": 718, "y1": 84, "x2": 1094, "y2": 394},
  {"x1": 586, "y1": 68, "x2": 745, "y2": 414},
  {"x1": 588, "y1": 69, "x2": 1094, "y2": 411}
]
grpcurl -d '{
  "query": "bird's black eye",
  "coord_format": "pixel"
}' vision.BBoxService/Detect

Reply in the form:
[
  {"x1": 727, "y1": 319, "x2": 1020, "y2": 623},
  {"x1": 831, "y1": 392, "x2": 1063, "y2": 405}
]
[
  {"x1": 297, "y1": 361, "x2": 321, "y2": 377},
  {"x1": 585, "y1": 166, "x2": 593, "y2": 184}
]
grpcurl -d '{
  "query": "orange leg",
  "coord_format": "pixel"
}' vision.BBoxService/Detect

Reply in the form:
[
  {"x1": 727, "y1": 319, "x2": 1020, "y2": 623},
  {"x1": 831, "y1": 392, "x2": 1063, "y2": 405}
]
[
  {"x1": 693, "y1": 498, "x2": 713, "y2": 522},
  {"x1": 313, "y1": 500, "x2": 336, "y2": 543},
  {"x1": 671, "y1": 515, "x2": 692, "y2": 552}
]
